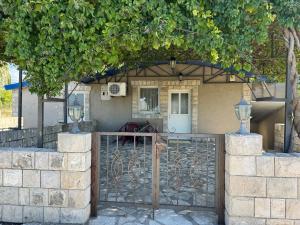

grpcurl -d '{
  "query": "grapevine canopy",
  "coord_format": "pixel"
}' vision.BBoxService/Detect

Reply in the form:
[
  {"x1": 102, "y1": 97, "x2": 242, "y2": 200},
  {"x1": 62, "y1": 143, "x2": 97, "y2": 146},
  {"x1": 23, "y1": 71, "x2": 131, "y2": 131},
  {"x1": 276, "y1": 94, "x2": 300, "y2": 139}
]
[{"x1": 0, "y1": 0, "x2": 298, "y2": 96}]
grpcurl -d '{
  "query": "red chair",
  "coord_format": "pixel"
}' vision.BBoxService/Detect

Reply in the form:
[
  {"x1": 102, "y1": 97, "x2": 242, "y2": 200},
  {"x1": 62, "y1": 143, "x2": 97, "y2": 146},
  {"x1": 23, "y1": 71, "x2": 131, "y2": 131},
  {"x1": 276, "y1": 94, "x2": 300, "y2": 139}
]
[{"x1": 119, "y1": 122, "x2": 139, "y2": 145}]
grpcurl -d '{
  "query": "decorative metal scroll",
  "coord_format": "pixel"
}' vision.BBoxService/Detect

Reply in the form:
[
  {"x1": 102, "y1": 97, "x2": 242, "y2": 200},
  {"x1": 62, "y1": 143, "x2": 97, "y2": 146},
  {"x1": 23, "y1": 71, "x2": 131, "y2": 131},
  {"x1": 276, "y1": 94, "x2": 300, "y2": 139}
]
[
  {"x1": 111, "y1": 150, "x2": 123, "y2": 186},
  {"x1": 98, "y1": 132, "x2": 218, "y2": 209},
  {"x1": 159, "y1": 135, "x2": 217, "y2": 208},
  {"x1": 128, "y1": 150, "x2": 141, "y2": 184},
  {"x1": 99, "y1": 134, "x2": 153, "y2": 204}
]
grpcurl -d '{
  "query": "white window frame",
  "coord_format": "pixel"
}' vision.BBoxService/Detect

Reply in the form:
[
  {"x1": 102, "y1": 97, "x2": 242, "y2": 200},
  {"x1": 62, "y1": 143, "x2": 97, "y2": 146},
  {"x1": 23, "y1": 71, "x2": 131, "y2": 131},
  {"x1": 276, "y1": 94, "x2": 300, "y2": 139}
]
[{"x1": 138, "y1": 86, "x2": 160, "y2": 114}]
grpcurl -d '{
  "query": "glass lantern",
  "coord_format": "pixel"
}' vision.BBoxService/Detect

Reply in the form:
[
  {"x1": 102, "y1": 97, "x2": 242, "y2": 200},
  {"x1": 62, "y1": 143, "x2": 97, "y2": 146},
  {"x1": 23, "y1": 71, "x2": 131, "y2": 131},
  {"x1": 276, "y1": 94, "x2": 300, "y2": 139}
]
[
  {"x1": 170, "y1": 57, "x2": 176, "y2": 70},
  {"x1": 68, "y1": 96, "x2": 83, "y2": 133},
  {"x1": 235, "y1": 97, "x2": 252, "y2": 134}
]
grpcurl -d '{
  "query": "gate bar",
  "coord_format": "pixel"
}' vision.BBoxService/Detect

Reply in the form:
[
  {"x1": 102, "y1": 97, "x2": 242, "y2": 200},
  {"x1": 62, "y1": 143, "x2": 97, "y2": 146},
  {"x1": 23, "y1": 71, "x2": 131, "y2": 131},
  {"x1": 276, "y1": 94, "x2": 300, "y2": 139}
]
[
  {"x1": 151, "y1": 133, "x2": 160, "y2": 209},
  {"x1": 215, "y1": 135, "x2": 225, "y2": 224},
  {"x1": 91, "y1": 132, "x2": 100, "y2": 217}
]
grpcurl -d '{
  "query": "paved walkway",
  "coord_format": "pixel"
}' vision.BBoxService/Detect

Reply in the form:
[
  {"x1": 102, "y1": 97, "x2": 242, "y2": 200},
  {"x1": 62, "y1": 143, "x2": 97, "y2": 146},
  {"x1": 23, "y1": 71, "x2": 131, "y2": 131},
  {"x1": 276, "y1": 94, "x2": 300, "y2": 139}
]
[
  {"x1": 13, "y1": 207, "x2": 217, "y2": 225},
  {"x1": 89, "y1": 206, "x2": 218, "y2": 225}
]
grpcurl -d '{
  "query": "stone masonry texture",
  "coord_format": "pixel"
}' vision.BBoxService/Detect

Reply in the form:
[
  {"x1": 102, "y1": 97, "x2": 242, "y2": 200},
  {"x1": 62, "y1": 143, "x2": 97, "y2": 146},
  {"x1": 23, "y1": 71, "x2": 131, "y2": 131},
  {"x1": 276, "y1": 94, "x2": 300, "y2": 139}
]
[
  {"x1": 0, "y1": 132, "x2": 92, "y2": 224},
  {"x1": 225, "y1": 133, "x2": 300, "y2": 225},
  {"x1": 274, "y1": 123, "x2": 300, "y2": 152},
  {"x1": 0, "y1": 121, "x2": 96, "y2": 149}
]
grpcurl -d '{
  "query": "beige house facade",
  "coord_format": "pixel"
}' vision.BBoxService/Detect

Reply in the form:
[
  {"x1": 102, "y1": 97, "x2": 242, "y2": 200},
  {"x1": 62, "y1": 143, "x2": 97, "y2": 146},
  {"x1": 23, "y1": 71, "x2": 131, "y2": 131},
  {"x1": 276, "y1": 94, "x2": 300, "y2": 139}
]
[
  {"x1": 86, "y1": 63, "x2": 251, "y2": 135},
  {"x1": 9, "y1": 63, "x2": 251, "y2": 135}
]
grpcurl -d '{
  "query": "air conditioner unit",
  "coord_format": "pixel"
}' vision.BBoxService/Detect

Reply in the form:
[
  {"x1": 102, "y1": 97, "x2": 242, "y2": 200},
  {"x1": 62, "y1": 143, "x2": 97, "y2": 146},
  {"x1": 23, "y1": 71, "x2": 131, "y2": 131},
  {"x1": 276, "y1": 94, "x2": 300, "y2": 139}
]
[{"x1": 108, "y1": 82, "x2": 127, "y2": 96}]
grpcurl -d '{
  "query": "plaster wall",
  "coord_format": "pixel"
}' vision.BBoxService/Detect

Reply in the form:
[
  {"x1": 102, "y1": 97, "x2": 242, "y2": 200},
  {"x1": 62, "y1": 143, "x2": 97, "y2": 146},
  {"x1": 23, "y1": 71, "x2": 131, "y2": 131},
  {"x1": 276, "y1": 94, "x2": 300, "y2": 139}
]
[
  {"x1": 19, "y1": 88, "x2": 64, "y2": 128},
  {"x1": 197, "y1": 83, "x2": 244, "y2": 134},
  {"x1": 252, "y1": 107, "x2": 285, "y2": 150},
  {"x1": 14, "y1": 83, "x2": 90, "y2": 129},
  {"x1": 90, "y1": 78, "x2": 247, "y2": 134}
]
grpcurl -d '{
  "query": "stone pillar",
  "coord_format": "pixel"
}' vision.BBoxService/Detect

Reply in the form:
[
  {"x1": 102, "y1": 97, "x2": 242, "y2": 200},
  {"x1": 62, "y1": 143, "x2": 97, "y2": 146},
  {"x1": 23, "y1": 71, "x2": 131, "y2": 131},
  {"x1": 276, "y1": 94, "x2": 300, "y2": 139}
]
[
  {"x1": 225, "y1": 133, "x2": 265, "y2": 225},
  {"x1": 225, "y1": 133, "x2": 300, "y2": 225},
  {"x1": 57, "y1": 132, "x2": 91, "y2": 224}
]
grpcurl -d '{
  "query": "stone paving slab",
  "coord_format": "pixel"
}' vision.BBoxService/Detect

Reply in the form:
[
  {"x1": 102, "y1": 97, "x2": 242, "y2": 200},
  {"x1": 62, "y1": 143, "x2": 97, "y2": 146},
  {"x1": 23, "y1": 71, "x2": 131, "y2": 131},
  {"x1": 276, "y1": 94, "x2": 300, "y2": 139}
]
[
  {"x1": 89, "y1": 206, "x2": 218, "y2": 225},
  {"x1": 1, "y1": 206, "x2": 218, "y2": 225}
]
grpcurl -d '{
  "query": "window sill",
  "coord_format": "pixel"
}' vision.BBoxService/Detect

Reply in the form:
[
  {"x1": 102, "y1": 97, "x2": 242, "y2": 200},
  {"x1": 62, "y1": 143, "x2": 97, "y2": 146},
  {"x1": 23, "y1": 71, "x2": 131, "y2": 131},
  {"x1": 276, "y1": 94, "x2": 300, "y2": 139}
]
[{"x1": 132, "y1": 113, "x2": 162, "y2": 119}]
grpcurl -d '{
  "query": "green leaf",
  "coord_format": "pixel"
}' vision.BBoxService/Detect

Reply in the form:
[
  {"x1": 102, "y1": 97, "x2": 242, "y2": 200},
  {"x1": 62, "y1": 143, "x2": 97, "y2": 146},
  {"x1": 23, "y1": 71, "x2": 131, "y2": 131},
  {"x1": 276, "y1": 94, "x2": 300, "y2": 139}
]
[{"x1": 1, "y1": 0, "x2": 288, "y2": 96}]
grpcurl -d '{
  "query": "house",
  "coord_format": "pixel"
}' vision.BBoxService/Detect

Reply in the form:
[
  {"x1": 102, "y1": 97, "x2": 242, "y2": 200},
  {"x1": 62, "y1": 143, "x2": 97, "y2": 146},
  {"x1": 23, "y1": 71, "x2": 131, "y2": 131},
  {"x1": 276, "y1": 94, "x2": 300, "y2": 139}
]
[
  {"x1": 5, "y1": 60, "x2": 287, "y2": 150},
  {"x1": 2, "y1": 61, "x2": 300, "y2": 225},
  {"x1": 4, "y1": 61, "x2": 253, "y2": 135}
]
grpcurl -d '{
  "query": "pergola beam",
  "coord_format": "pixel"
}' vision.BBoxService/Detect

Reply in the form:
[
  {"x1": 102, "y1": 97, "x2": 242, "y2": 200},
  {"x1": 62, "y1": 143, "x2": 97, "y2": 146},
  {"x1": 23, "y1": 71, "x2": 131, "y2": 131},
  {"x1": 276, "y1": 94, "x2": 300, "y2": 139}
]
[{"x1": 42, "y1": 98, "x2": 65, "y2": 102}]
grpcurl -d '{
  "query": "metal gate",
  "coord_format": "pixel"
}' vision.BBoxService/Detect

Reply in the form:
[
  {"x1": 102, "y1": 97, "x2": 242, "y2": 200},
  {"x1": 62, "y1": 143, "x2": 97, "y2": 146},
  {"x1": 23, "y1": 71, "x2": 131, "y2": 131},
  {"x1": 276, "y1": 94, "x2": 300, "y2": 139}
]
[{"x1": 91, "y1": 132, "x2": 224, "y2": 222}]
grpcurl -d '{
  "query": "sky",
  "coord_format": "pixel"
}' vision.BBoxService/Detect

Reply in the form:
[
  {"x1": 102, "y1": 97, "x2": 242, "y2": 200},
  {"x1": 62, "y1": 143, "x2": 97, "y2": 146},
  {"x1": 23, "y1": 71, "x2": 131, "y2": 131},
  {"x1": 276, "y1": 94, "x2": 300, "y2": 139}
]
[{"x1": 8, "y1": 63, "x2": 25, "y2": 83}]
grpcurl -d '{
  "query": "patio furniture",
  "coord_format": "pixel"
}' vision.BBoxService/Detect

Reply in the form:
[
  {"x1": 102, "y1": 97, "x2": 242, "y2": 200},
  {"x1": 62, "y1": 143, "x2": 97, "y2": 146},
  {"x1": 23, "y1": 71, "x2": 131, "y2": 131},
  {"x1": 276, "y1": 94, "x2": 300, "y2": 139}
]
[{"x1": 117, "y1": 121, "x2": 158, "y2": 145}]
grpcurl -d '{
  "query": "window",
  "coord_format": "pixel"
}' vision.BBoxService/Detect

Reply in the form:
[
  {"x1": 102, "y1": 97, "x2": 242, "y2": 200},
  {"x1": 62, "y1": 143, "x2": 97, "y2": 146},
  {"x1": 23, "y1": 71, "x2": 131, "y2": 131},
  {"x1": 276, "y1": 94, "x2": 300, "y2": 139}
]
[
  {"x1": 171, "y1": 92, "x2": 189, "y2": 114},
  {"x1": 139, "y1": 88, "x2": 159, "y2": 113}
]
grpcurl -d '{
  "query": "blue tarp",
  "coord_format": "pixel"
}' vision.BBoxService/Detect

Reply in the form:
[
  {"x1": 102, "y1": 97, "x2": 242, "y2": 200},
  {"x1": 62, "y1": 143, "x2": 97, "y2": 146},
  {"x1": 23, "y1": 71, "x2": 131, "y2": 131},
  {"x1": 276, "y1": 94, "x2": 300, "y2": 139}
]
[{"x1": 3, "y1": 81, "x2": 29, "y2": 90}]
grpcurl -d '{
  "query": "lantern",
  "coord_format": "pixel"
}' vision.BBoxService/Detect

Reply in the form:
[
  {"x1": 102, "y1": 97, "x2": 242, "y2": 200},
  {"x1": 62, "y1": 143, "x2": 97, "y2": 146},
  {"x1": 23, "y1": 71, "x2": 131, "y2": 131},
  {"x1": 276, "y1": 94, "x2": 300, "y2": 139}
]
[
  {"x1": 234, "y1": 97, "x2": 252, "y2": 134},
  {"x1": 68, "y1": 96, "x2": 84, "y2": 133},
  {"x1": 170, "y1": 56, "x2": 176, "y2": 70}
]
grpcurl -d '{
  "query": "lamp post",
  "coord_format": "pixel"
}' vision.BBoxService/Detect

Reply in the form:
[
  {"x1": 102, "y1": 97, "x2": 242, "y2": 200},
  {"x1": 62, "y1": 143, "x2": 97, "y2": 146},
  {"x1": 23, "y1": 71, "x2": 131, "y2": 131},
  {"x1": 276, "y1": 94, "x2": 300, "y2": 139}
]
[
  {"x1": 68, "y1": 96, "x2": 83, "y2": 133},
  {"x1": 235, "y1": 97, "x2": 252, "y2": 134}
]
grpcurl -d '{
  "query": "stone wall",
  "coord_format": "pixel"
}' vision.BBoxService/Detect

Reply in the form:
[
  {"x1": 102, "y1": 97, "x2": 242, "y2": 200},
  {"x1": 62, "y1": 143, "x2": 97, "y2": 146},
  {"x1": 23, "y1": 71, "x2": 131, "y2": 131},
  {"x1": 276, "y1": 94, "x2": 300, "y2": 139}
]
[
  {"x1": 225, "y1": 133, "x2": 300, "y2": 225},
  {"x1": 0, "y1": 132, "x2": 91, "y2": 224},
  {"x1": 274, "y1": 123, "x2": 300, "y2": 152},
  {"x1": 0, "y1": 121, "x2": 97, "y2": 149}
]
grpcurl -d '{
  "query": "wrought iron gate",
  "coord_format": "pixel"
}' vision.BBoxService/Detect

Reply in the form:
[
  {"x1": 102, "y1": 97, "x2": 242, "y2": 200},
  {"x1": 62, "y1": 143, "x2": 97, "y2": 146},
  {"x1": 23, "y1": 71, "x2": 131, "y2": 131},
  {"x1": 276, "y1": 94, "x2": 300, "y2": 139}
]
[{"x1": 91, "y1": 132, "x2": 224, "y2": 222}]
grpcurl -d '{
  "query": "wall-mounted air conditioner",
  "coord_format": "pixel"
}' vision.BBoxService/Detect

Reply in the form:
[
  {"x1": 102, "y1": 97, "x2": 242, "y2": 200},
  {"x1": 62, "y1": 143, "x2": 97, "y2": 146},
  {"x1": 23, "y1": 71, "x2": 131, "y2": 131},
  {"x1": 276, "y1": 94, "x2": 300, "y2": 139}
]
[{"x1": 108, "y1": 82, "x2": 127, "y2": 96}]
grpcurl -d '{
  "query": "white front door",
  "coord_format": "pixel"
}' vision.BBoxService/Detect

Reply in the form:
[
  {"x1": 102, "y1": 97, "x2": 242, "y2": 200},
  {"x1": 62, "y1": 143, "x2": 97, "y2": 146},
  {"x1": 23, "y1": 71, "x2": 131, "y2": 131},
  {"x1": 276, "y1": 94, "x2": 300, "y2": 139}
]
[{"x1": 168, "y1": 90, "x2": 192, "y2": 133}]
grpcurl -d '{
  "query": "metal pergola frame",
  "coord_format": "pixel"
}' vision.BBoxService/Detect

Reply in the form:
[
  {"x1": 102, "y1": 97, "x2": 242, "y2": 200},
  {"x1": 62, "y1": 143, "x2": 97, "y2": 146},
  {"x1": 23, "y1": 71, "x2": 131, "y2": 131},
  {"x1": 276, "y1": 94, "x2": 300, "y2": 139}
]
[
  {"x1": 81, "y1": 60, "x2": 253, "y2": 85},
  {"x1": 36, "y1": 84, "x2": 68, "y2": 147}
]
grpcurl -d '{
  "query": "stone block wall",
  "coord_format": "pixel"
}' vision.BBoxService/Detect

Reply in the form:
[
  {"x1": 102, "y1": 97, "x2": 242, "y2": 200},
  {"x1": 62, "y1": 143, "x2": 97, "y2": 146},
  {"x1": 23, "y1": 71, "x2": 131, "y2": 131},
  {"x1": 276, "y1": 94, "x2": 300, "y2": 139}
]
[
  {"x1": 225, "y1": 133, "x2": 300, "y2": 225},
  {"x1": 0, "y1": 132, "x2": 91, "y2": 224},
  {"x1": 274, "y1": 123, "x2": 300, "y2": 152},
  {"x1": 0, "y1": 120, "x2": 97, "y2": 149}
]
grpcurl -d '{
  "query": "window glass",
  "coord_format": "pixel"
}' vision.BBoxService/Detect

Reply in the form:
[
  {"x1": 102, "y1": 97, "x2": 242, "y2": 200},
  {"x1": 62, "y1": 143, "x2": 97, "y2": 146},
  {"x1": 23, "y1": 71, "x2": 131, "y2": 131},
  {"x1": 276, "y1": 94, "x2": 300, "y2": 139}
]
[
  {"x1": 181, "y1": 93, "x2": 189, "y2": 114},
  {"x1": 171, "y1": 93, "x2": 179, "y2": 114},
  {"x1": 139, "y1": 88, "x2": 159, "y2": 113}
]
